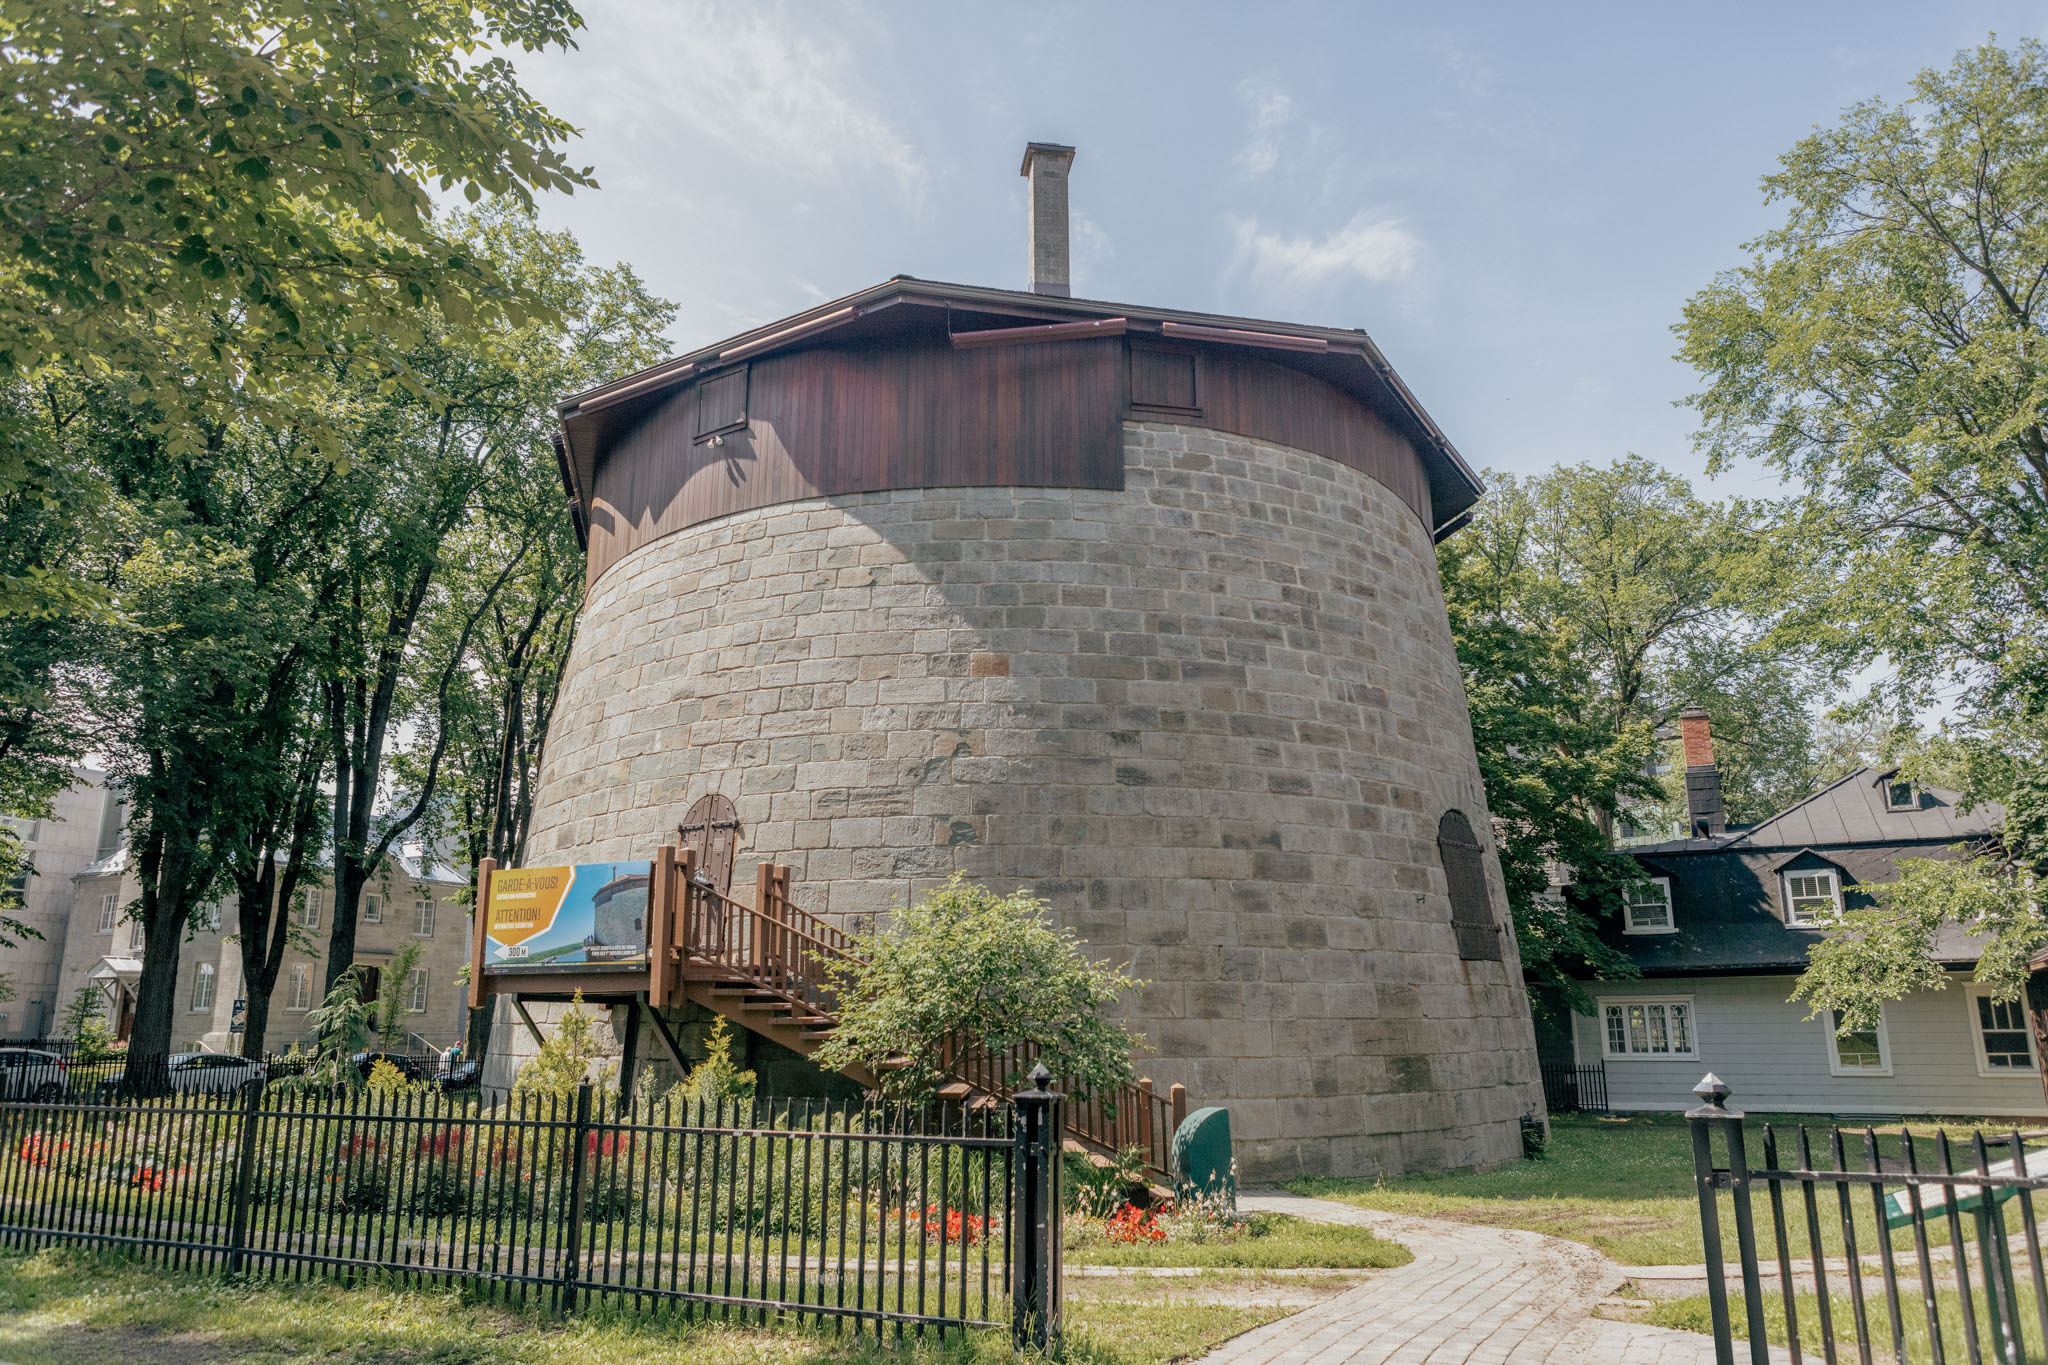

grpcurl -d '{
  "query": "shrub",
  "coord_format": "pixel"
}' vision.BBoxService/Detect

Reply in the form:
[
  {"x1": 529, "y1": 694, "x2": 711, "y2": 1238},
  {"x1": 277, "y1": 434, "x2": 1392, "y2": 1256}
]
[
  {"x1": 513, "y1": 992, "x2": 616, "y2": 1099},
  {"x1": 679, "y1": 1016, "x2": 755, "y2": 1107},
  {"x1": 811, "y1": 873, "x2": 1145, "y2": 1107}
]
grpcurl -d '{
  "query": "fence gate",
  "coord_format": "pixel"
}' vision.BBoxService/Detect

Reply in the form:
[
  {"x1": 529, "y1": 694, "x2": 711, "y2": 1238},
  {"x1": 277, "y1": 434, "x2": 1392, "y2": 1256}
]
[{"x1": 1688, "y1": 1072, "x2": 2048, "y2": 1365}]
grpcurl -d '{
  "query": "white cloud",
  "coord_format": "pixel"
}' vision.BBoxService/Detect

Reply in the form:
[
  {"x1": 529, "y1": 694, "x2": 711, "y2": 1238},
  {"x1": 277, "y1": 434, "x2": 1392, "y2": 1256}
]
[
  {"x1": 1235, "y1": 75, "x2": 1295, "y2": 176},
  {"x1": 1071, "y1": 209, "x2": 1113, "y2": 295},
  {"x1": 558, "y1": 0, "x2": 927, "y2": 208},
  {"x1": 1231, "y1": 212, "x2": 1423, "y2": 288}
]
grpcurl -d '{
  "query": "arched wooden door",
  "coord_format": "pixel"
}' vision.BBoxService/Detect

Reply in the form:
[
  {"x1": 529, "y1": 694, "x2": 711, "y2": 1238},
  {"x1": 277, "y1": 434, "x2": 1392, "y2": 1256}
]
[{"x1": 678, "y1": 793, "x2": 740, "y2": 895}]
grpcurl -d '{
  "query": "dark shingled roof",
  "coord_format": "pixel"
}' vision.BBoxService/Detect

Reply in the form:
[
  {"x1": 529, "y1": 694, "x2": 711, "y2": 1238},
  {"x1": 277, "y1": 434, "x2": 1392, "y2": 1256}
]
[{"x1": 1606, "y1": 766, "x2": 2005, "y2": 976}]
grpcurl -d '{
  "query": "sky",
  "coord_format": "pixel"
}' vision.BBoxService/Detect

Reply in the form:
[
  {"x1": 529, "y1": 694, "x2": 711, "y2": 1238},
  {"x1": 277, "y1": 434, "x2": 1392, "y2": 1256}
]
[{"x1": 517, "y1": 1, "x2": 2048, "y2": 500}]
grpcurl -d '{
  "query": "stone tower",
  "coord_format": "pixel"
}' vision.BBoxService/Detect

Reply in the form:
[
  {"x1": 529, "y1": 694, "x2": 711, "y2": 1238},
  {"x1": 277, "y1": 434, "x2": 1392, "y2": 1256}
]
[{"x1": 526, "y1": 149, "x2": 1543, "y2": 1178}]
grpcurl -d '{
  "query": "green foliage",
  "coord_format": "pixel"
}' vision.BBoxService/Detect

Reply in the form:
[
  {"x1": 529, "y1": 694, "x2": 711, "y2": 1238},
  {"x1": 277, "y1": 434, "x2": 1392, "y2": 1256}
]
[
  {"x1": 680, "y1": 1016, "x2": 757, "y2": 1106},
  {"x1": 375, "y1": 942, "x2": 425, "y2": 1049},
  {"x1": 1439, "y1": 456, "x2": 1828, "y2": 1015},
  {"x1": 0, "y1": 0, "x2": 596, "y2": 485},
  {"x1": 364, "y1": 1059, "x2": 415, "y2": 1097},
  {"x1": 513, "y1": 992, "x2": 615, "y2": 1098},
  {"x1": 812, "y1": 873, "x2": 1145, "y2": 1106},
  {"x1": 273, "y1": 964, "x2": 375, "y2": 1094},
  {"x1": 57, "y1": 988, "x2": 114, "y2": 1063},
  {"x1": 1677, "y1": 37, "x2": 2048, "y2": 1022}
]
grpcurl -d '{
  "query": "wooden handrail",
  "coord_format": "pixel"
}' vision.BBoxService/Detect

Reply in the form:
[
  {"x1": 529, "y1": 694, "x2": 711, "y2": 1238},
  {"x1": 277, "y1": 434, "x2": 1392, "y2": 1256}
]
[{"x1": 652, "y1": 849, "x2": 1183, "y2": 1179}]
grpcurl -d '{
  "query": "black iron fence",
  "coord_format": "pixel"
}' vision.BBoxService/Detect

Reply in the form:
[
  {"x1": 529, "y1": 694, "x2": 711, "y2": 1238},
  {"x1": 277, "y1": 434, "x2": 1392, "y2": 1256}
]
[
  {"x1": 1688, "y1": 1073, "x2": 2048, "y2": 1365},
  {"x1": 1540, "y1": 1063, "x2": 1608, "y2": 1115},
  {"x1": 0, "y1": 1038, "x2": 480, "y2": 1102},
  {"x1": 0, "y1": 1071, "x2": 1066, "y2": 1345}
]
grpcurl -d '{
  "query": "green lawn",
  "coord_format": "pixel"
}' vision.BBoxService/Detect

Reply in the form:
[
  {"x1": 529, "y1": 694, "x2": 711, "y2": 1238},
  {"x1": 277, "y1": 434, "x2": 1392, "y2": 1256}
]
[
  {"x1": 1291, "y1": 1111, "x2": 2048, "y2": 1267},
  {"x1": 1066, "y1": 1212, "x2": 1411, "y2": 1270},
  {"x1": 0, "y1": 1247, "x2": 1302, "y2": 1365},
  {"x1": 1645, "y1": 1283, "x2": 2048, "y2": 1363}
]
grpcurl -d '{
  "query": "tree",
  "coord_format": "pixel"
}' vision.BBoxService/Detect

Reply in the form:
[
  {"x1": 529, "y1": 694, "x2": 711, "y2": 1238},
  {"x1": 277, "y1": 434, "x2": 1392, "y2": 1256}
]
[
  {"x1": 812, "y1": 875, "x2": 1145, "y2": 1107},
  {"x1": 1441, "y1": 458, "x2": 1831, "y2": 1014},
  {"x1": 1678, "y1": 37, "x2": 2048, "y2": 1024},
  {"x1": 317, "y1": 208, "x2": 669, "y2": 1000},
  {"x1": 1459, "y1": 459, "x2": 1827, "y2": 832},
  {"x1": 376, "y1": 941, "x2": 425, "y2": 1049},
  {"x1": 1439, "y1": 530, "x2": 1659, "y2": 1018},
  {"x1": 0, "y1": 0, "x2": 595, "y2": 482}
]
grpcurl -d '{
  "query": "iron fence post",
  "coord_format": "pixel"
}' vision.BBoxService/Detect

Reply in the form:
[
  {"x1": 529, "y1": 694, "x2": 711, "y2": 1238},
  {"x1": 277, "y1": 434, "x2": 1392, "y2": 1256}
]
[
  {"x1": 225, "y1": 1079, "x2": 266, "y2": 1275},
  {"x1": 559, "y1": 1082, "x2": 593, "y2": 1314},
  {"x1": 1688, "y1": 1073, "x2": 1739, "y2": 1365},
  {"x1": 1012, "y1": 1063, "x2": 1063, "y2": 1352}
]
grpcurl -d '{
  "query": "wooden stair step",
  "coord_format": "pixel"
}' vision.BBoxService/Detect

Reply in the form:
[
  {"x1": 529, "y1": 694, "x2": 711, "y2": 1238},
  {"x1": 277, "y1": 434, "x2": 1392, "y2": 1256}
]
[{"x1": 934, "y1": 1081, "x2": 974, "y2": 1101}]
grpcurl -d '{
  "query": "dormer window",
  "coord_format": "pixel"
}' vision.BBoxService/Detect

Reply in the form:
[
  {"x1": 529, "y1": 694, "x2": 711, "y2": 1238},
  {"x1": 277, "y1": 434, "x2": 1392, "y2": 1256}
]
[
  {"x1": 1885, "y1": 780, "x2": 1917, "y2": 811},
  {"x1": 1623, "y1": 877, "x2": 1676, "y2": 935},
  {"x1": 1783, "y1": 869, "x2": 1843, "y2": 926}
]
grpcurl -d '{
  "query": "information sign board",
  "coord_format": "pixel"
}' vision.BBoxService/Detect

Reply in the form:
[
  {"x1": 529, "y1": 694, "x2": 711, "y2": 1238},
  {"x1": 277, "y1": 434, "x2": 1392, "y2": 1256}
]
[{"x1": 484, "y1": 861, "x2": 653, "y2": 968}]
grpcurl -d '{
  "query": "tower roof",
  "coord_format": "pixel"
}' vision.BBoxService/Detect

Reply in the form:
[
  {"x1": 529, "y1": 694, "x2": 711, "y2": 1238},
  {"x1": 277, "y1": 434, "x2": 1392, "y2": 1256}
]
[{"x1": 555, "y1": 275, "x2": 1485, "y2": 545}]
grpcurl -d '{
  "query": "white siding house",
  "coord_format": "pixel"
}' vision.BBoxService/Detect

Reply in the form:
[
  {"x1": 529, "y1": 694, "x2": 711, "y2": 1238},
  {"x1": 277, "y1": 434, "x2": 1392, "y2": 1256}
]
[{"x1": 1554, "y1": 708, "x2": 2030, "y2": 1120}]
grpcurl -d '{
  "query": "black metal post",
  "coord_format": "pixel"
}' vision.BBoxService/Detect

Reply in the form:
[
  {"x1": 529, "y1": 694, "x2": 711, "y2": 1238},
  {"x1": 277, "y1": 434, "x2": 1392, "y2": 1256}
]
[
  {"x1": 1011, "y1": 1063, "x2": 1063, "y2": 1352},
  {"x1": 225, "y1": 1079, "x2": 266, "y2": 1274},
  {"x1": 1688, "y1": 1073, "x2": 1740, "y2": 1365},
  {"x1": 559, "y1": 1082, "x2": 593, "y2": 1314}
]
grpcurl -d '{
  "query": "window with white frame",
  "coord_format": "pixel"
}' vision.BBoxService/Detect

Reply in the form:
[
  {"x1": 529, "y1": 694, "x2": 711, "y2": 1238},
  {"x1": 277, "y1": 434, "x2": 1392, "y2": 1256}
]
[
  {"x1": 190, "y1": 962, "x2": 215, "y2": 1012},
  {"x1": 1825, "y1": 1007, "x2": 1891, "y2": 1076},
  {"x1": 198, "y1": 902, "x2": 220, "y2": 931},
  {"x1": 286, "y1": 963, "x2": 311, "y2": 1012},
  {"x1": 363, "y1": 893, "x2": 382, "y2": 924},
  {"x1": 1885, "y1": 779, "x2": 1917, "y2": 811},
  {"x1": 414, "y1": 896, "x2": 434, "y2": 938},
  {"x1": 298, "y1": 890, "x2": 320, "y2": 930},
  {"x1": 128, "y1": 918, "x2": 145, "y2": 951},
  {"x1": 1967, "y1": 984, "x2": 2038, "y2": 1075},
  {"x1": 407, "y1": 968, "x2": 428, "y2": 1014},
  {"x1": 1601, "y1": 997, "x2": 1697, "y2": 1059},
  {"x1": 98, "y1": 893, "x2": 118, "y2": 932},
  {"x1": 1782, "y1": 869, "x2": 1844, "y2": 926},
  {"x1": 1623, "y1": 877, "x2": 1675, "y2": 934}
]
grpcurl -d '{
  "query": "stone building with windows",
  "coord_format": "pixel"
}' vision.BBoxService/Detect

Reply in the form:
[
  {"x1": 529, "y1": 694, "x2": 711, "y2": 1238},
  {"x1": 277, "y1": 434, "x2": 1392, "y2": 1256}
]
[
  {"x1": 0, "y1": 770, "x2": 116, "y2": 1039},
  {"x1": 508, "y1": 144, "x2": 1545, "y2": 1179},
  {"x1": 51, "y1": 836, "x2": 471, "y2": 1055}
]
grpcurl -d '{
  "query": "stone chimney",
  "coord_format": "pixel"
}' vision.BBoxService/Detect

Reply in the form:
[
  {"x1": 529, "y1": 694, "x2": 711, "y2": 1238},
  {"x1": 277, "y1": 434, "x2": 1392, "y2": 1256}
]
[
  {"x1": 1020, "y1": 142, "x2": 1075, "y2": 297},
  {"x1": 1678, "y1": 706, "x2": 1726, "y2": 838}
]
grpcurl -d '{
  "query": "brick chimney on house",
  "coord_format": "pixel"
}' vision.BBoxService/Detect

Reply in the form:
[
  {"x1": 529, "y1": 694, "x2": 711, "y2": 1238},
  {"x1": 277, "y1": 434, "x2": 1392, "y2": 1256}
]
[
  {"x1": 1020, "y1": 142, "x2": 1075, "y2": 296},
  {"x1": 1678, "y1": 705, "x2": 1726, "y2": 838}
]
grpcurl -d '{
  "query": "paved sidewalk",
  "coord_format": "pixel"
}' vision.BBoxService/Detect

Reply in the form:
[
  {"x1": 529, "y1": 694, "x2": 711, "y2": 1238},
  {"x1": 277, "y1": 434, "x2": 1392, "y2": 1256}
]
[{"x1": 1195, "y1": 1191, "x2": 1786, "y2": 1364}]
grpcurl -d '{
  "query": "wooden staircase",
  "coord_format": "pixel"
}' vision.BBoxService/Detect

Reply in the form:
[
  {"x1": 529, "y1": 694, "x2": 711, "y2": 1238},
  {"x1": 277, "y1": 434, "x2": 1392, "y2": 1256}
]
[{"x1": 648, "y1": 846, "x2": 1187, "y2": 1179}]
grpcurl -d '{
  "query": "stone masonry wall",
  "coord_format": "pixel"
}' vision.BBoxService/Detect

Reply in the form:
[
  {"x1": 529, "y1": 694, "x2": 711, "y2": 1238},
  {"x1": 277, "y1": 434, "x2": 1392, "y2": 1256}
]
[{"x1": 524, "y1": 422, "x2": 1545, "y2": 1178}]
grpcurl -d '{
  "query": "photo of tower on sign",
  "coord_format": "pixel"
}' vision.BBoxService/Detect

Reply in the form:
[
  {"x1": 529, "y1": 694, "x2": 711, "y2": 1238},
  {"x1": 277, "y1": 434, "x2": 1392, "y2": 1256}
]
[{"x1": 484, "y1": 862, "x2": 652, "y2": 966}]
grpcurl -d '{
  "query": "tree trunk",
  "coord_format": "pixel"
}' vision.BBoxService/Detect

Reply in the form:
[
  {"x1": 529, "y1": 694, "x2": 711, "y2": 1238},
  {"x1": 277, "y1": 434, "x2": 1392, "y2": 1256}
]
[
  {"x1": 240, "y1": 982, "x2": 273, "y2": 1059},
  {"x1": 127, "y1": 910, "x2": 189, "y2": 1090}
]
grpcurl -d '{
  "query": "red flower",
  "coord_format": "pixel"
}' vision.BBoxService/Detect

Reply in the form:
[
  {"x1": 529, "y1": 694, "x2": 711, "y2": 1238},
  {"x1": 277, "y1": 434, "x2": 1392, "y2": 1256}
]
[{"x1": 1104, "y1": 1203, "x2": 1166, "y2": 1244}]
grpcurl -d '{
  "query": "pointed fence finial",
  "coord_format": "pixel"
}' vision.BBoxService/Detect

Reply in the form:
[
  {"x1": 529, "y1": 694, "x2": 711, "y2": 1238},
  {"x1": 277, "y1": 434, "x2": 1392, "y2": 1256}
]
[{"x1": 1686, "y1": 1072, "x2": 1738, "y2": 1118}]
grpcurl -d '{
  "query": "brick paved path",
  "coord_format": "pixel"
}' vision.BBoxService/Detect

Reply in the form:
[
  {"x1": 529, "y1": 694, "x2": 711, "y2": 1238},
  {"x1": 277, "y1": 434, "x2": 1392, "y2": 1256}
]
[{"x1": 1198, "y1": 1192, "x2": 1788, "y2": 1364}]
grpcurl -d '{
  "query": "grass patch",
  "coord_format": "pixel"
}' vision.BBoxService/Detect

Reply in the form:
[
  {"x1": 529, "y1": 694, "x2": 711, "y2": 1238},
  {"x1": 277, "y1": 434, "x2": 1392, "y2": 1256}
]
[
  {"x1": 0, "y1": 1247, "x2": 1286, "y2": 1365},
  {"x1": 1065, "y1": 1212, "x2": 1410, "y2": 1270},
  {"x1": 1644, "y1": 1283, "x2": 2048, "y2": 1362},
  {"x1": 1292, "y1": 1111, "x2": 2047, "y2": 1267}
]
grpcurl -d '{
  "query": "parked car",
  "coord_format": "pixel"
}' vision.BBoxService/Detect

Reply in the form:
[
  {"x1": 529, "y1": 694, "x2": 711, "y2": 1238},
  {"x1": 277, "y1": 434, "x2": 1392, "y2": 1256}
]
[
  {"x1": 351, "y1": 1050, "x2": 425, "y2": 1083},
  {"x1": 436, "y1": 1060, "x2": 482, "y2": 1093},
  {"x1": 94, "y1": 1052, "x2": 268, "y2": 1098},
  {"x1": 0, "y1": 1047, "x2": 67, "y2": 1100}
]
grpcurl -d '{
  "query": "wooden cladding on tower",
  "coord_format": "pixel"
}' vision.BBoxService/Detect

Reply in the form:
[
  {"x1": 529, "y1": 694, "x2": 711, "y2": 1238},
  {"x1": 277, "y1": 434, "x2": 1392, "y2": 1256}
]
[
  {"x1": 1130, "y1": 345, "x2": 1199, "y2": 414},
  {"x1": 694, "y1": 366, "x2": 748, "y2": 441}
]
